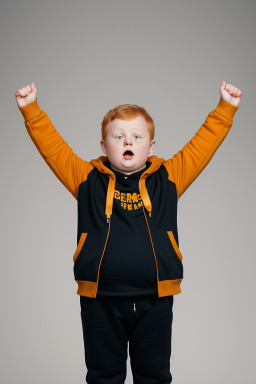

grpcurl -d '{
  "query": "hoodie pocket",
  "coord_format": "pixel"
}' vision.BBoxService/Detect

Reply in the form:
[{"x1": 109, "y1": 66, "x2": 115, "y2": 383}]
[
  {"x1": 167, "y1": 231, "x2": 183, "y2": 262},
  {"x1": 73, "y1": 233, "x2": 88, "y2": 264},
  {"x1": 150, "y1": 230, "x2": 183, "y2": 280}
]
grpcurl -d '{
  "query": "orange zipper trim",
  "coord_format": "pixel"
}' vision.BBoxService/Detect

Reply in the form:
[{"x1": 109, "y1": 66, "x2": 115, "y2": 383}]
[
  {"x1": 143, "y1": 205, "x2": 159, "y2": 287},
  {"x1": 96, "y1": 216, "x2": 111, "y2": 286}
]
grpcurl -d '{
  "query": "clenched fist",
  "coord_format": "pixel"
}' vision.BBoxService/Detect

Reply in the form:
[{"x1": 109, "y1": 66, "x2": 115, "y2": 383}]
[
  {"x1": 219, "y1": 81, "x2": 242, "y2": 108},
  {"x1": 15, "y1": 82, "x2": 37, "y2": 108}
]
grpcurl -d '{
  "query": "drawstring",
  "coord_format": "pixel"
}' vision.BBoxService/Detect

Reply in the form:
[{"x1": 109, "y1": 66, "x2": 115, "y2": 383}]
[
  {"x1": 139, "y1": 177, "x2": 152, "y2": 215},
  {"x1": 105, "y1": 176, "x2": 116, "y2": 223},
  {"x1": 133, "y1": 298, "x2": 136, "y2": 313}
]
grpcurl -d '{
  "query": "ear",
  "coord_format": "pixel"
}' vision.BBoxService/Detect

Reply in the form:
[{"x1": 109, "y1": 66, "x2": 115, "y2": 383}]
[
  {"x1": 149, "y1": 140, "x2": 156, "y2": 156},
  {"x1": 100, "y1": 139, "x2": 107, "y2": 155}
]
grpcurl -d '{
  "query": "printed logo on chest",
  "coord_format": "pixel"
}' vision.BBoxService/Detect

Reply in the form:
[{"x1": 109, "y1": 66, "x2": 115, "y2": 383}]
[{"x1": 114, "y1": 190, "x2": 143, "y2": 211}]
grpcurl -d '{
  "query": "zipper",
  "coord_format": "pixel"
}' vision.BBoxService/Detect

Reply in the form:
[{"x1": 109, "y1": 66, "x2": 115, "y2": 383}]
[
  {"x1": 96, "y1": 216, "x2": 111, "y2": 286},
  {"x1": 143, "y1": 205, "x2": 159, "y2": 288},
  {"x1": 133, "y1": 299, "x2": 136, "y2": 313}
]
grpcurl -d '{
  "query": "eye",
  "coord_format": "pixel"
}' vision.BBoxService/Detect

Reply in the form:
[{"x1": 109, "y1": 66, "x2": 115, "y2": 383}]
[
  {"x1": 116, "y1": 135, "x2": 123, "y2": 139},
  {"x1": 134, "y1": 135, "x2": 140, "y2": 139}
]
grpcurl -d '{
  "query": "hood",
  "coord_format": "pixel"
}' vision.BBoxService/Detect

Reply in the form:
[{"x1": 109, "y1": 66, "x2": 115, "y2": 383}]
[{"x1": 90, "y1": 155, "x2": 166, "y2": 222}]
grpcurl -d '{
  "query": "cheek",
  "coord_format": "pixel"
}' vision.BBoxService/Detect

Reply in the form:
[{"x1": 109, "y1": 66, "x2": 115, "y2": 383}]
[
  {"x1": 138, "y1": 143, "x2": 150, "y2": 153},
  {"x1": 107, "y1": 141, "x2": 121, "y2": 155}
]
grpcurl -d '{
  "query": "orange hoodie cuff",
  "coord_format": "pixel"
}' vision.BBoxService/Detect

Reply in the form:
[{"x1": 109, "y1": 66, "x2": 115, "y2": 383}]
[
  {"x1": 215, "y1": 97, "x2": 239, "y2": 122},
  {"x1": 19, "y1": 98, "x2": 42, "y2": 122}
]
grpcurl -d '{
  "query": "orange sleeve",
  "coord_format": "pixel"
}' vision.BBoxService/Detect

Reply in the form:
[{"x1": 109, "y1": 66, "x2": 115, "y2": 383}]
[
  {"x1": 164, "y1": 97, "x2": 239, "y2": 202},
  {"x1": 19, "y1": 99, "x2": 93, "y2": 200}
]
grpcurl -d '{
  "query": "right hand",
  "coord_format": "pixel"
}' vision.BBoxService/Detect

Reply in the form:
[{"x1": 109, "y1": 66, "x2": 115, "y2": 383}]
[{"x1": 15, "y1": 82, "x2": 37, "y2": 108}]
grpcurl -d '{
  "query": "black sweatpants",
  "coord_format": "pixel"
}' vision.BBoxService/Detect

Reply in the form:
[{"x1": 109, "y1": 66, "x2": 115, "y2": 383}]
[{"x1": 80, "y1": 293, "x2": 174, "y2": 384}]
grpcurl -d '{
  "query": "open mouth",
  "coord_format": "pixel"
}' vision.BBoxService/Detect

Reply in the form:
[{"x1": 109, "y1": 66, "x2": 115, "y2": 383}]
[{"x1": 123, "y1": 150, "x2": 134, "y2": 159}]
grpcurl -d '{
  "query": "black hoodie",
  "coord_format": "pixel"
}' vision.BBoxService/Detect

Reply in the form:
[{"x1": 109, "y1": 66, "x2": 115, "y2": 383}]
[{"x1": 97, "y1": 160, "x2": 157, "y2": 296}]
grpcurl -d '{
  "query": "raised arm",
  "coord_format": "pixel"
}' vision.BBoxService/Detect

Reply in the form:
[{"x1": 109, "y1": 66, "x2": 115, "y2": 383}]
[
  {"x1": 16, "y1": 83, "x2": 93, "y2": 200},
  {"x1": 164, "y1": 81, "x2": 241, "y2": 202}
]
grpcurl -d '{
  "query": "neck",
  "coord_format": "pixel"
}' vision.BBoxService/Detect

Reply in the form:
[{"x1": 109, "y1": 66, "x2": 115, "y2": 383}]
[{"x1": 110, "y1": 164, "x2": 146, "y2": 175}]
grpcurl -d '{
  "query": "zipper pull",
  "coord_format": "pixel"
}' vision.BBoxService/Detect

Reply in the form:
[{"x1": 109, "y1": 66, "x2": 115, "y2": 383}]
[{"x1": 133, "y1": 300, "x2": 136, "y2": 313}]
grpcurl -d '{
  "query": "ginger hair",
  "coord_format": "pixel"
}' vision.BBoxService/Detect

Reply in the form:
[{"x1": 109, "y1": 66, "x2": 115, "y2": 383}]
[{"x1": 101, "y1": 104, "x2": 155, "y2": 141}]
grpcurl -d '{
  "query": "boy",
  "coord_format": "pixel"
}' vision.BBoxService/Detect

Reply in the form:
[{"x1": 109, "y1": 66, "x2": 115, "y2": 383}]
[{"x1": 16, "y1": 81, "x2": 241, "y2": 383}]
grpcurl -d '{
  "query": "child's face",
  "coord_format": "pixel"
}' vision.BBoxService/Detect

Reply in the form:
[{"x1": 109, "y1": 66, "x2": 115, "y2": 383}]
[{"x1": 100, "y1": 115, "x2": 156, "y2": 175}]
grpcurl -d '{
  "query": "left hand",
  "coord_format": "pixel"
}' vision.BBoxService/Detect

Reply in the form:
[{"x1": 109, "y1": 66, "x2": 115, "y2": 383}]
[{"x1": 219, "y1": 81, "x2": 242, "y2": 107}]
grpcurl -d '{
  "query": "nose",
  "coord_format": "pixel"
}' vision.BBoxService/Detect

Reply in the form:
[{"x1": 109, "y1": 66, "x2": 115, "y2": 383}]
[{"x1": 125, "y1": 137, "x2": 132, "y2": 146}]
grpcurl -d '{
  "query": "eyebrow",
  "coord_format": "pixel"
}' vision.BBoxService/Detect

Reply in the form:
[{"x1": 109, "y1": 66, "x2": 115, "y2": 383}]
[{"x1": 112, "y1": 130, "x2": 143, "y2": 134}]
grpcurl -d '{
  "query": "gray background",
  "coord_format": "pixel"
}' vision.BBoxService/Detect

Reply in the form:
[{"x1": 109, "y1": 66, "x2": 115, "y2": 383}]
[{"x1": 1, "y1": 0, "x2": 255, "y2": 383}]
